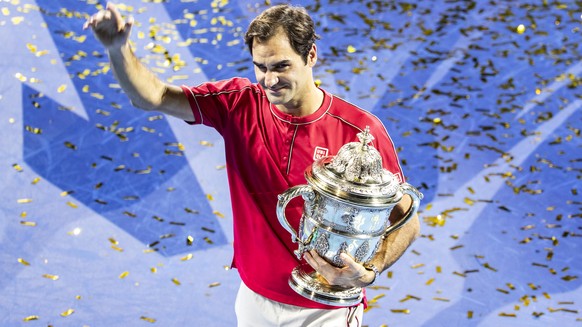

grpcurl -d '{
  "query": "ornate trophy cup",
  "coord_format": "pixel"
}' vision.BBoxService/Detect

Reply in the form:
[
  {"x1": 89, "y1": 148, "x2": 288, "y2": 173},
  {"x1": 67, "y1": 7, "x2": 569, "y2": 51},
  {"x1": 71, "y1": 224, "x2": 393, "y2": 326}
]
[{"x1": 276, "y1": 127, "x2": 423, "y2": 307}]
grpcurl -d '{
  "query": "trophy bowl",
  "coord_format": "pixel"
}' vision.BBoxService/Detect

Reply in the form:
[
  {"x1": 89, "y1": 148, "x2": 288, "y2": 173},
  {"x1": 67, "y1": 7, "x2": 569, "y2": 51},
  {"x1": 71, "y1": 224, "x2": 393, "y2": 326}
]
[{"x1": 276, "y1": 127, "x2": 423, "y2": 307}]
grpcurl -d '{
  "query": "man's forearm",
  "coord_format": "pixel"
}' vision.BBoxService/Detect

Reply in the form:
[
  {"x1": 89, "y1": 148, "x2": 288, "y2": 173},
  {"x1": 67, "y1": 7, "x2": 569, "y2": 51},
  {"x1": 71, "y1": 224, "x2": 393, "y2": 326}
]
[
  {"x1": 372, "y1": 213, "x2": 420, "y2": 273},
  {"x1": 107, "y1": 44, "x2": 167, "y2": 111}
]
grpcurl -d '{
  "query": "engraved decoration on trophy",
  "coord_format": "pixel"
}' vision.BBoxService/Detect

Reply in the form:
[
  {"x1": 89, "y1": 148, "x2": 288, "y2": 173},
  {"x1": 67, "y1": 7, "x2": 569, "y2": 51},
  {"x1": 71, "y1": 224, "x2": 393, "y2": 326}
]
[{"x1": 276, "y1": 126, "x2": 424, "y2": 307}]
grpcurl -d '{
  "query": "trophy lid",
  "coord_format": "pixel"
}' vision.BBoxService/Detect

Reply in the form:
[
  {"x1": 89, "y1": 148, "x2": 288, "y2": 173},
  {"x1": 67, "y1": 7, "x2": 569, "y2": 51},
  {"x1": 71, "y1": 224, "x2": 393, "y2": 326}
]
[{"x1": 305, "y1": 127, "x2": 401, "y2": 207}]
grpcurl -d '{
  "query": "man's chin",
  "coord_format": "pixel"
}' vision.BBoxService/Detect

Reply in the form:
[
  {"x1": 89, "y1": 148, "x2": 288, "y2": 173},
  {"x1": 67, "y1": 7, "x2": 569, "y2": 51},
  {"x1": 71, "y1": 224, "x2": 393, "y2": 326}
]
[{"x1": 266, "y1": 94, "x2": 287, "y2": 105}]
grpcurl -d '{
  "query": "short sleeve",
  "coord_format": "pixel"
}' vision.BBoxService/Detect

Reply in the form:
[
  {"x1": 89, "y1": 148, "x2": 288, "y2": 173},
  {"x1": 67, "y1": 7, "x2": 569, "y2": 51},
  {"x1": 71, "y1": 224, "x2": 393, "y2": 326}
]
[{"x1": 181, "y1": 77, "x2": 258, "y2": 134}]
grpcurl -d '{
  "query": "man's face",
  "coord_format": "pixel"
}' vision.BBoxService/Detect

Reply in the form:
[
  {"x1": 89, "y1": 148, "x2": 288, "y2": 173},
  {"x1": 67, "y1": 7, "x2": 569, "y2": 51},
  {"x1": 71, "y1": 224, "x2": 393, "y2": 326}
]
[{"x1": 251, "y1": 29, "x2": 316, "y2": 112}]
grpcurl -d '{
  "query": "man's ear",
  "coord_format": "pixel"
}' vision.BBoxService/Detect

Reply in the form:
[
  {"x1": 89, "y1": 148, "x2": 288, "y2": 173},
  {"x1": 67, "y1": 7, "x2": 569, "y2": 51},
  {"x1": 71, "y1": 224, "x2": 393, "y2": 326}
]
[{"x1": 307, "y1": 44, "x2": 317, "y2": 67}]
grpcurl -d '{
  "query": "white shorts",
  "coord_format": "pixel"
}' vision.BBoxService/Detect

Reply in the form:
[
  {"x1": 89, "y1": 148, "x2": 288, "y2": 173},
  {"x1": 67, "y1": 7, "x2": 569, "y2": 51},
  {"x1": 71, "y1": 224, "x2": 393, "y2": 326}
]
[{"x1": 235, "y1": 282, "x2": 363, "y2": 327}]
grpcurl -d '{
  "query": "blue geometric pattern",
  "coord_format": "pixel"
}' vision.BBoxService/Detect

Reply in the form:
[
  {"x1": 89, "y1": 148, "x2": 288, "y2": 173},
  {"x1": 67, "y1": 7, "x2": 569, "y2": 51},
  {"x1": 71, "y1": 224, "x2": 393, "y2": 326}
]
[{"x1": 0, "y1": 0, "x2": 579, "y2": 325}]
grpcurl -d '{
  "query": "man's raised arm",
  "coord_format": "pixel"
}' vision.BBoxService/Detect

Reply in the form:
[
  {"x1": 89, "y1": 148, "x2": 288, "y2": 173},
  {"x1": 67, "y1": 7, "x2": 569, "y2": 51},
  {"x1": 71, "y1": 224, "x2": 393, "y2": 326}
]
[{"x1": 84, "y1": 2, "x2": 193, "y2": 121}]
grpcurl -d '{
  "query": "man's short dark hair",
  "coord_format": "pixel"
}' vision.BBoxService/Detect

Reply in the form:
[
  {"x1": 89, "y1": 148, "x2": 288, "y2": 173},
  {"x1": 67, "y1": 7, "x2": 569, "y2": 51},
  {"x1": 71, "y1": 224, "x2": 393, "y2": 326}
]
[{"x1": 244, "y1": 4, "x2": 320, "y2": 64}]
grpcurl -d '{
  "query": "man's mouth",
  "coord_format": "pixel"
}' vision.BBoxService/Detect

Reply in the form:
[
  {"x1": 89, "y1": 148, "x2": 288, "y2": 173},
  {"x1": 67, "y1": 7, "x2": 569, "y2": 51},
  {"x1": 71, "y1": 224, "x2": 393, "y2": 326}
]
[{"x1": 267, "y1": 85, "x2": 285, "y2": 93}]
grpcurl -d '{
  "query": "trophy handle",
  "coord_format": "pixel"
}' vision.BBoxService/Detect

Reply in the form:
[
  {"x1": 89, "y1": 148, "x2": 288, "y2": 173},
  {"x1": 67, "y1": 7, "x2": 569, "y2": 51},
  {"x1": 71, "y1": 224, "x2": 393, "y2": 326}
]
[
  {"x1": 383, "y1": 183, "x2": 424, "y2": 235},
  {"x1": 276, "y1": 185, "x2": 315, "y2": 243}
]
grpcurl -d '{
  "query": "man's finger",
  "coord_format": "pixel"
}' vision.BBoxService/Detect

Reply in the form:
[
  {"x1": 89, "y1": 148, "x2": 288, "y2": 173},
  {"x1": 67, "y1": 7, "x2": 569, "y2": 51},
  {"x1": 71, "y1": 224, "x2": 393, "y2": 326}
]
[
  {"x1": 339, "y1": 253, "x2": 359, "y2": 269},
  {"x1": 106, "y1": 2, "x2": 125, "y2": 31}
]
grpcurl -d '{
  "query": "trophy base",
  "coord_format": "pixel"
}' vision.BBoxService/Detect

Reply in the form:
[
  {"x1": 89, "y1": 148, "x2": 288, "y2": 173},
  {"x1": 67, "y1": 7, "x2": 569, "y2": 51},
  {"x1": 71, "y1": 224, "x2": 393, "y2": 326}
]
[{"x1": 289, "y1": 266, "x2": 363, "y2": 307}]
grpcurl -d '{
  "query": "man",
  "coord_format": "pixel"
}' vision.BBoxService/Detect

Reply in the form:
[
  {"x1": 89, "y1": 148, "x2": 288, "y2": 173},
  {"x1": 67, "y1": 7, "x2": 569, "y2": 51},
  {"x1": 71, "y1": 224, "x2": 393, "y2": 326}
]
[{"x1": 85, "y1": 3, "x2": 420, "y2": 326}]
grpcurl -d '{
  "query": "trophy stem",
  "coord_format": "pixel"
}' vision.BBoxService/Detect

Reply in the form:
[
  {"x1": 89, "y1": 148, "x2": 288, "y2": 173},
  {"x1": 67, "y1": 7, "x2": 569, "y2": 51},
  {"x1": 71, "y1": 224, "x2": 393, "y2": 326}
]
[{"x1": 288, "y1": 265, "x2": 363, "y2": 307}]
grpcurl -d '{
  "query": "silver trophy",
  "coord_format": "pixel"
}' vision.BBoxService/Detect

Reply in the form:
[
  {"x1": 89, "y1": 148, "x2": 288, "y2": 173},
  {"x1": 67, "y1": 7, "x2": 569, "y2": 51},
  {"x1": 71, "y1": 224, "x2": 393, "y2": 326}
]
[{"x1": 276, "y1": 127, "x2": 423, "y2": 307}]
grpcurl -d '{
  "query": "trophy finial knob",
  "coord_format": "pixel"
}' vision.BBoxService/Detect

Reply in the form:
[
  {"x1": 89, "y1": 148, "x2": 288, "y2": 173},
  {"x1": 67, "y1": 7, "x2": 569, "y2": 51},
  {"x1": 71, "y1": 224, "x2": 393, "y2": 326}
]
[{"x1": 357, "y1": 126, "x2": 375, "y2": 146}]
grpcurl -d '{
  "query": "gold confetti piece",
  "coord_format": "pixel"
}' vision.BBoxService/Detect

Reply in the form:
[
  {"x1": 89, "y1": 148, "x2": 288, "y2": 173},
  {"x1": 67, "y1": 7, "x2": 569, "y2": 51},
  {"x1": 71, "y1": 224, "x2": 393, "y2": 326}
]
[
  {"x1": 111, "y1": 245, "x2": 124, "y2": 252},
  {"x1": 366, "y1": 294, "x2": 385, "y2": 305},
  {"x1": 90, "y1": 93, "x2": 104, "y2": 100},
  {"x1": 25, "y1": 126, "x2": 42, "y2": 134},
  {"x1": 425, "y1": 278, "x2": 435, "y2": 285},
  {"x1": 141, "y1": 316, "x2": 156, "y2": 323},
  {"x1": 390, "y1": 309, "x2": 410, "y2": 314},
  {"x1": 20, "y1": 212, "x2": 27, "y2": 218},
  {"x1": 399, "y1": 294, "x2": 421, "y2": 302},
  {"x1": 11, "y1": 16, "x2": 24, "y2": 25},
  {"x1": 31, "y1": 178, "x2": 41, "y2": 185},
  {"x1": 18, "y1": 258, "x2": 30, "y2": 266},
  {"x1": 516, "y1": 24, "x2": 526, "y2": 34},
  {"x1": 135, "y1": 166, "x2": 152, "y2": 174},
  {"x1": 151, "y1": 267, "x2": 157, "y2": 273},
  {"x1": 498, "y1": 312, "x2": 516, "y2": 317},
  {"x1": 66, "y1": 201, "x2": 78, "y2": 208},
  {"x1": 433, "y1": 297, "x2": 450, "y2": 302},
  {"x1": 42, "y1": 274, "x2": 59, "y2": 280},
  {"x1": 68, "y1": 227, "x2": 82, "y2": 236},
  {"x1": 562, "y1": 275, "x2": 578, "y2": 282},
  {"x1": 187, "y1": 235, "x2": 194, "y2": 246},
  {"x1": 213, "y1": 210, "x2": 225, "y2": 218},
  {"x1": 543, "y1": 293, "x2": 553, "y2": 300},
  {"x1": 119, "y1": 271, "x2": 129, "y2": 279},
  {"x1": 482, "y1": 263, "x2": 497, "y2": 272},
  {"x1": 15, "y1": 72, "x2": 27, "y2": 82},
  {"x1": 347, "y1": 45, "x2": 356, "y2": 53},
  {"x1": 23, "y1": 316, "x2": 39, "y2": 321},
  {"x1": 123, "y1": 211, "x2": 137, "y2": 218},
  {"x1": 63, "y1": 141, "x2": 77, "y2": 150},
  {"x1": 17, "y1": 198, "x2": 32, "y2": 204},
  {"x1": 57, "y1": 84, "x2": 67, "y2": 93},
  {"x1": 200, "y1": 140, "x2": 214, "y2": 147},
  {"x1": 148, "y1": 115, "x2": 164, "y2": 121},
  {"x1": 12, "y1": 163, "x2": 23, "y2": 172},
  {"x1": 532, "y1": 312, "x2": 544, "y2": 318},
  {"x1": 181, "y1": 254, "x2": 193, "y2": 261},
  {"x1": 108, "y1": 238, "x2": 118, "y2": 245},
  {"x1": 160, "y1": 233, "x2": 175, "y2": 239},
  {"x1": 209, "y1": 282, "x2": 220, "y2": 288},
  {"x1": 172, "y1": 278, "x2": 181, "y2": 285},
  {"x1": 60, "y1": 309, "x2": 74, "y2": 317},
  {"x1": 496, "y1": 288, "x2": 509, "y2": 294},
  {"x1": 20, "y1": 221, "x2": 37, "y2": 227},
  {"x1": 467, "y1": 311, "x2": 473, "y2": 319},
  {"x1": 557, "y1": 305, "x2": 578, "y2": 312},
  {"x1": 206, "y1": 194, "x2": 214, "y2": 201}
]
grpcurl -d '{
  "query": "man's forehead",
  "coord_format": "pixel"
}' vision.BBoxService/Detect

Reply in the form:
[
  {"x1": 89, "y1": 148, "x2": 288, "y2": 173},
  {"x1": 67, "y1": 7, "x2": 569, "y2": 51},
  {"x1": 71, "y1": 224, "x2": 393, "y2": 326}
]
[{"x1": 251, "y1": 42, "x2": 299, "y2": 64}]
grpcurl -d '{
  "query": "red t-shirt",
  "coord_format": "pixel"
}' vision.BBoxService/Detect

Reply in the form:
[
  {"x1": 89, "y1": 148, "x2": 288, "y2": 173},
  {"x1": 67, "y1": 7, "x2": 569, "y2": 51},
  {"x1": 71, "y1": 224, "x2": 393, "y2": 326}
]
[{"x1": 181, "y1": 77, "x2": 404, "y2": 309}]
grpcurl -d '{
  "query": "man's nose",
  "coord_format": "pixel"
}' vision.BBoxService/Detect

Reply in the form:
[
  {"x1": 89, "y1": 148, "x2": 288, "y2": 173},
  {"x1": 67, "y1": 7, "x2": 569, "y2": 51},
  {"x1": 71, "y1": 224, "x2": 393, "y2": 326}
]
[{"x1": 264, "y1": 71, "x2": 279, "y2": 88}]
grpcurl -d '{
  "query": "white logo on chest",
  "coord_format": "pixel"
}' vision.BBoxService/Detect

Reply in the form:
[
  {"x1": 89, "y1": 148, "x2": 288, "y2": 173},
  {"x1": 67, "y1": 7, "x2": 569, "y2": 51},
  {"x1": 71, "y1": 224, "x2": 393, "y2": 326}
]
[{"x1": 313, "y1": 147, "x2": 329, "y2": 160}]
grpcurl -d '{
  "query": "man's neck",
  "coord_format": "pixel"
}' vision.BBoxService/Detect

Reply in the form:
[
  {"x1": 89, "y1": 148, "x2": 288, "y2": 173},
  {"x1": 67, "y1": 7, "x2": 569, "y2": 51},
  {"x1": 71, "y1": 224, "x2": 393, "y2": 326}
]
[{"x1": 279, "y1": 86, "x2": 324, "y2": 117}]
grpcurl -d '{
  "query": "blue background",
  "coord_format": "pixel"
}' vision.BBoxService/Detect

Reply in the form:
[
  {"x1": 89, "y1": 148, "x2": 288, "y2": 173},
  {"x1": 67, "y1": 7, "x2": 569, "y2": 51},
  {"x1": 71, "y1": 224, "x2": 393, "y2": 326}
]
[{"x1": 0, "y1": 0, "x2": 580, "y2": 326}]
